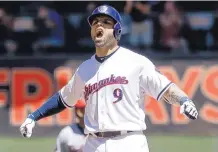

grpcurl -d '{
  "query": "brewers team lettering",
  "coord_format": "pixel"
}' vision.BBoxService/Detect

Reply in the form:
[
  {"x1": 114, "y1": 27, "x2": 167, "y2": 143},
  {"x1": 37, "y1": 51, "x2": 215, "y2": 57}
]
[{"x1": 84, "y1": 74, "x2": 128, "y2": 101}]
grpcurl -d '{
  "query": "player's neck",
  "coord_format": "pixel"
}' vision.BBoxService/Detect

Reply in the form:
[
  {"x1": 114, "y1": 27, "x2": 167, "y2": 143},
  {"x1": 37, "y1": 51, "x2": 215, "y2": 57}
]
[{"x1": 96, "y1": 44, "x2": 119, "y2": 57}]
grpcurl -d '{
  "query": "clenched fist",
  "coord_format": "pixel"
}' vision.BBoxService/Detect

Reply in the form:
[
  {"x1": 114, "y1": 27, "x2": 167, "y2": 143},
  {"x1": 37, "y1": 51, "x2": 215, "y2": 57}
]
[
  {"x1": 20, "y1": 117, "x2": 36, "y2": 138},
  {"x1": 180, "y1": 100, "x2": 198, "y2": 120}
]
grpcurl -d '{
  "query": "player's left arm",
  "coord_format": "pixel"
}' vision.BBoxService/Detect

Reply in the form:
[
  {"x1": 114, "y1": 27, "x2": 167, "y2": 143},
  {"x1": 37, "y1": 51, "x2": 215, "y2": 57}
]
[
  {"x1": 140, "y1": 58, "x2": 198, "y2": 120},
  {"x1": 159, "y1": 83, "x2": 198, "y2": 120}
]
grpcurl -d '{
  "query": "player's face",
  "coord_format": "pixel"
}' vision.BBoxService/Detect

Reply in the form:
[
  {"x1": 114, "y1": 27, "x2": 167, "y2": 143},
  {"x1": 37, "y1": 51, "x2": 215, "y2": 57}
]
[{"x1": 90, "y1": 15, "x2": 116, "y2": 48}]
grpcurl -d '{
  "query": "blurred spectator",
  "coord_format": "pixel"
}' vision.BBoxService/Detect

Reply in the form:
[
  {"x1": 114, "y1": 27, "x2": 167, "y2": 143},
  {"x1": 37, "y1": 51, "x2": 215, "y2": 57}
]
[
  {"x1": 77, "y1": 2, "x2": 96, "y2": 51},
  {"x1": 4, "y1": 40, "x2": 17, "y2": 56},
  {"x1": 79, "y1": 2, "x2": 96, "y2": 38},
  {"x1": 124, "y1": 1, "x2": 152, "y2": 49},
  {"x1": 210, "y1": 10, "x2": 218, "y2": 51},
  {"x1": 33, "y1": 6, "x2": 65, "y2": 54},
  {"x1": 13, "y1": 16, "x2": 37, "y2": 55},
  {"x1": 154, "y1": 1, "x2": 189, "y2": 54},
  {"x1": 0, "y1": 1, "x2": 218, "y2": 55},
  {"x1": 0, "y1": 8, "x2": 17, "y2": 56},
  {"x1": 183, "y1": 12, "x2": 213, "y2": 53}
]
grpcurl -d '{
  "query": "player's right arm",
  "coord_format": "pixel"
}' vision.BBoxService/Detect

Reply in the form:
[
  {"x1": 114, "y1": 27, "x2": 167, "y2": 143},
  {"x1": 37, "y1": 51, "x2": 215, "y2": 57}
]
[{"x1": 19, "y1": 68, "x2": 85, "y2": 138}]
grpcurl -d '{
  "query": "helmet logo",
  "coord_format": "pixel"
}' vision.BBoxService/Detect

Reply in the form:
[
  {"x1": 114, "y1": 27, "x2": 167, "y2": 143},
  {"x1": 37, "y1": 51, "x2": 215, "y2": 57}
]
[{"x1": 98, "y1": 5, "x2": 108, "y2": 13}]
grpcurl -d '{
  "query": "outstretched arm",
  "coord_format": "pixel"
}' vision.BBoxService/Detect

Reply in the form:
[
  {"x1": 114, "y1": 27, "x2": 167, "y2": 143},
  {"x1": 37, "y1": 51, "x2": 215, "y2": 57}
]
[
  {"x1": 28, "y1": 92, "x2": 66, "y2": 121},
  {"x1": 139, "y1": 58, "x2": 198, "y2": 120},
  {"x1": 20, "y1": 67, "x2": 85, "y2": 138},
  {"x1": 159, "y1": 83, "x2": 198, "y2": 120},
  {"x1": 19, "y1": 92, "x2": 67, "y2": 138}
]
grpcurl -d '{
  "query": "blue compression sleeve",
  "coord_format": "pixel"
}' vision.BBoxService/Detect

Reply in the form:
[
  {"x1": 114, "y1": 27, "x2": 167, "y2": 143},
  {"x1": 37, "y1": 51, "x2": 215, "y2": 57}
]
[{"x1": 28, "y1": 92, "x2": 66, "y2": 121}]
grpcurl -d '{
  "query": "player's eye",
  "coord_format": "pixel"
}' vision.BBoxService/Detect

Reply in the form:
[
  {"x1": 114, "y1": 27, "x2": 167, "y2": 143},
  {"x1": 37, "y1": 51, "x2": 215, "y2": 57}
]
[
  {"x1": 91, "y1": 19, "x2": 113, "y2": 26},
  {"x1": 91, "y1": 20, "x2": 98, "y2": 26},
  {"x1": 103, "y1": 19, "x2": 112, "y2": 25}
]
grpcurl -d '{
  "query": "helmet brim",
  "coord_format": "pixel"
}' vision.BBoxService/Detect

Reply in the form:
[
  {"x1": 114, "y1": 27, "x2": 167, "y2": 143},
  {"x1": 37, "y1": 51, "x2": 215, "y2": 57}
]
[{"x1": 87, "y1": 13, "x2": 116, "y2": 26}]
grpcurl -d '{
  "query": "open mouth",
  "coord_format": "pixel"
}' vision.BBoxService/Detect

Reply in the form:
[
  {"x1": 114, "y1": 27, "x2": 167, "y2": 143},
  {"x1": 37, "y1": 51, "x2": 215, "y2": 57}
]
[{"x1": 96, "y1": 29, "x2": 103, "y2": 38}]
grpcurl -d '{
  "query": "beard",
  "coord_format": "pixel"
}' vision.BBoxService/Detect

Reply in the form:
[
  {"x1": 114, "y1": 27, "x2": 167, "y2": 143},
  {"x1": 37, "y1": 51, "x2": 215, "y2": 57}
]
[
  {"x1": 93, "y1": 33, "x2": 115, "y2": 48},
  {"x1": 94, "y1": 37, "x2": 106, "y2": 47}
]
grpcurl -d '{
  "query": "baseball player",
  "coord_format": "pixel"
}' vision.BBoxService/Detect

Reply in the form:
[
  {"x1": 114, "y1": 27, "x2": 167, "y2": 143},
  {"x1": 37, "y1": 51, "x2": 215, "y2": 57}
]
[
  {"x1": 55, "y1": 100, "x2": 86, "y2": 152},
  {"x1": 20, "y1": 5, "x2": 198, "y2": 152}
]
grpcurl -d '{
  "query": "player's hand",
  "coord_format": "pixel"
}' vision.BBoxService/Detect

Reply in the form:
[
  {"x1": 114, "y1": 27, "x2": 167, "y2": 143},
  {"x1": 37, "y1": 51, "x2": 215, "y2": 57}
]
[
  {"x1": 19, "y1": 117, "x2": 36, "y2": 138},
  {"x1": 180, "y1": 100, "x2": 198, "y2": 120}
]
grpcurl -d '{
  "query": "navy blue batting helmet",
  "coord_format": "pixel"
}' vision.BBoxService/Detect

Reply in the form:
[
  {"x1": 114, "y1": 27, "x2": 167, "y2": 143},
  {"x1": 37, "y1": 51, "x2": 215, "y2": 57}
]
[{"x1": 87, "y1": 5, "x2": 122, "y2": 41}]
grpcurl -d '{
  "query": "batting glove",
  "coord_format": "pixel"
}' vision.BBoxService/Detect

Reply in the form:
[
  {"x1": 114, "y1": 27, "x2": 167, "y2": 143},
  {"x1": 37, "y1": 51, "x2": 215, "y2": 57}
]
[
  {"x1": 20, "y1": 116, "x2": 35, "y2": 138},
  {"x1": 180, "y1": 100, "x2": 198, "y2": 120}
]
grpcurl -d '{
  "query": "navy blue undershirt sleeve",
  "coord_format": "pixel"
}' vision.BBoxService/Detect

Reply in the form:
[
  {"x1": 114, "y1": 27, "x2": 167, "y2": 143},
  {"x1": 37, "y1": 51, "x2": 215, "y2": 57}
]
[{"x1": 28, "y1": 92, "x2": 66, "y2": 121}]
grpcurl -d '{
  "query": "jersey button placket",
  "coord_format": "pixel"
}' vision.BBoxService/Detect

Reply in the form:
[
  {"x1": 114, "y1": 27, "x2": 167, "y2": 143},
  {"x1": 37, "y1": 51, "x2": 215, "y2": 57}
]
[
  {"x1": 97, "y1": 64, "x2": 105, "y2": 130},
  {"x1": 100, "y1": 72, "x2": 106, "y2": 131}
]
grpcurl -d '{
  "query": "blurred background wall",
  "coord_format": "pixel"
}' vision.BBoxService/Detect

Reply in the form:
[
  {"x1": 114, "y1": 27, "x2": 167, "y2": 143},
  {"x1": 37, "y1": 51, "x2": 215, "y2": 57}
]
[{"x1": 0, "y1": 1, "x2": 218, "y2": 152}]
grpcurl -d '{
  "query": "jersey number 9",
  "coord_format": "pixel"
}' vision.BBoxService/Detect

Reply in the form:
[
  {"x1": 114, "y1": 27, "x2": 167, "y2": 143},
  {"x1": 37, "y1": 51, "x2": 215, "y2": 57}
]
[{"x1": 113, "y1": 88, "x2": 123, "y2": 104}]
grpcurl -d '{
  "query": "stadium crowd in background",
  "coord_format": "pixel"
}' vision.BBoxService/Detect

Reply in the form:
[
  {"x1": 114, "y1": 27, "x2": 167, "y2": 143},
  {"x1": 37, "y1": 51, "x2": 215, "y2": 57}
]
[{"x1": 0, "y1": 1, "x2": 217, "y2": 56}]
